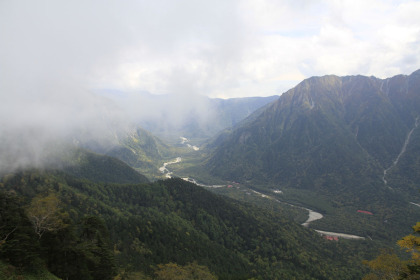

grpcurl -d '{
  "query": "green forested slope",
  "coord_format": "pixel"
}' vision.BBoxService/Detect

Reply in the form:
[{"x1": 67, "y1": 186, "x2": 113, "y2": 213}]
[
  {"x1": 205, "y1": 70, "x2": 420, "y2": 206},
  {"x1": 106, "y1": 127, "x2": 175, "y2": 179},
  {"x1": 62, "y1": 148, "x2": 149, "y2": 184},
  {"x1": 0, "y1": 170, "x2": 375, "y2": 279}
]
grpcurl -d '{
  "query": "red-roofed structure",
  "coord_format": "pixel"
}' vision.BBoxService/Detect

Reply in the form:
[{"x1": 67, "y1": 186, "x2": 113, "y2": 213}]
[
  {"x1": 324, "y1": 236, "x2": 339, "y2": 241},
  {"x1": 357, "y1": 210, "x2": 373, "y2": 215}
]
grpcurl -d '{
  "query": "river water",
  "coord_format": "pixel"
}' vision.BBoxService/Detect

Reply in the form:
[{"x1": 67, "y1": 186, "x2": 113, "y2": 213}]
[
  {"x1": 301, "y1": 209, "x2": 323, "y2": 227},
  {"x1": 159, "y1": 137, "x2": 365, "y2": 240},
  {"x1": 249, "y1": 190, "x2": 365, "y2": 239},
  {"x1": 410, "y1": 202, "x2": 420, "y2": 208},
  {"x1": 159, "y1": 157, "x2": 181, "y2": 178}
]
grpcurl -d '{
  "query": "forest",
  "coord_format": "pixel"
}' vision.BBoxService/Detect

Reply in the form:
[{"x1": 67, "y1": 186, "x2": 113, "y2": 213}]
[{"x1": 0, "y1": 169, "x2": 391, "y2": 279}]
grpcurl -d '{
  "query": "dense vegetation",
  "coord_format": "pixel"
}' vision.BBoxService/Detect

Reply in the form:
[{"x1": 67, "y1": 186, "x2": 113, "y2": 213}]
[
  {"x1": 1, "y1": 71, "x2": 419, "y2": 279},
  {"x1": 0, "y1": 187, "x2": 115, "y2": 280},
  {"x1": 193, "y1": 71, "x2": 420, "y2": 244},
  {"x1": 0, "y1": 170, "x2": 382, "y2": 279},
  {"x1": 63, "y1": 148, "x2": 150, "y2": 184},
  {"x1": 205, "y1": 71, "x2": 420, "y2": 204},
  {"x1": 105, "y1": 127, "x2": 177, "y2": 180},
  {"x1": 362, "y1": 222, "x2": 420, "y2": 279}
]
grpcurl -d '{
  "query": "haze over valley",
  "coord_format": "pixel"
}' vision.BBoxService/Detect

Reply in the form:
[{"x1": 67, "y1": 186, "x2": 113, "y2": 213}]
[{"x1": 1, "y1": 1, "x2": 420, "y2": 279}]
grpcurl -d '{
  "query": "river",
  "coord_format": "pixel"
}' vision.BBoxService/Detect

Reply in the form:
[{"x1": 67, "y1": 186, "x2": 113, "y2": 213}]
[
  {"x1": 159, "y1": 137, "x2": 365, "y2": 240},
  {"x1": 410, "y1": 202, "x2": 420, "y2": 208},
  {"x1": 255, "y1": 190, "x2": 366, "y2": 240},
  {"x1": 180, "y1": 137, "x2": 200, "y2": 151},
  {"x1": 159, "y1": 157, "x2": 181, "y2": 178},
  {"x1": 301, "y1": 209, "x2": 323, "y2": 227}
]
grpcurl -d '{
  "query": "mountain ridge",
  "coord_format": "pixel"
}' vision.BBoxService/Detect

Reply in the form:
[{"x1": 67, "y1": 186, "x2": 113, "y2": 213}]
[{"x1": 204, "y1": 70, "x2": 420, "y2": 205}]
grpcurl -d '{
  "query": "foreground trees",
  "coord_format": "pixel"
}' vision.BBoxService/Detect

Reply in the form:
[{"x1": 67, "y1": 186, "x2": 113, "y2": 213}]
[
  {"x1": 398, "y1": 222, "x2": 420, "y2": 278},
  {"x1": 1, "y1": 171, "x2": 407, "y2": 279},
  {"x1": 0, "y1": 192, "x2": 40, "y2": 269},
  {"x1": 26, "y1": 193, "x2": 67, "y2": 238},
  {"x1": 363, "y1": 222, "x2": 420, "y2": 279},
  {"x1": 0, "y1": 191, "x2": 116, "y2": 280}
]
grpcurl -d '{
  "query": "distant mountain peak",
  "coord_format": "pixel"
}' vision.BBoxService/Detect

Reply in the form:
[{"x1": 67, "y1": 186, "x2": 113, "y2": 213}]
[{"x1": 205, "y1": 70, "x2": 420, "y2": 205}]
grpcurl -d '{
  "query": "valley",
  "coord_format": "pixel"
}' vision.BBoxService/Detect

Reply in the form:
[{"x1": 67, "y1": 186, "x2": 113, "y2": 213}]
[
  {"x1": 108, "y1": 69, "x2": 420, "y2": 278},
  {"x1": 4, "y1": 0, "x2": 420, "y2": 278},
  {"x1": 158, "y1": 156, "x2": 182, "y2": 178},
  {"x1": 1, "y1": 70, "x2": 420, "y2": 279},
  {"x1": 248, "y1": 187, "x2": 367, "y2": 240},
  {"x1": 159, "y1": 145, "x2": 368, "y2": 241}
]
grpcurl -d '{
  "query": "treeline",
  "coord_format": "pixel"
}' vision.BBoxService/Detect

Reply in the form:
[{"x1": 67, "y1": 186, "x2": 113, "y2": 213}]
[{"x1": 1, "y1": 170, "x2": 376, "y2": 279}]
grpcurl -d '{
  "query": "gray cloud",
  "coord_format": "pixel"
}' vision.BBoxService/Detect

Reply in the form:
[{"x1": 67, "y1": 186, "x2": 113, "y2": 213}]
[{"x1": 1, "y1": 0, "x2": 419, "y2": 172}]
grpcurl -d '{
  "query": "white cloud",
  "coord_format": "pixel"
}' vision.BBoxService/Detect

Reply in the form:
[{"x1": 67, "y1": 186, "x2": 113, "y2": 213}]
[
  {"x1": 2, "y1": 0, "x2": 417, "y2": 99},
  {"x1": 235, "y1": 0, "x2": 420, "y2": 93},
  {"x1": 1, "y1": 0, "x2": 420, "y2": 171},
  {"x1": 1, "y1": 0, "x2": 419, "y2": 100},
  {"x1": 103, "y1": 0, "x2": 420, "y2": 98}
]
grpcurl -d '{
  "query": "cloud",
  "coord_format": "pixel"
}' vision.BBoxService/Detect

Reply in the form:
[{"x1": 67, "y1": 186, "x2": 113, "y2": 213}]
[
  {"x1": 0, "y1": 0, "x2": 419, "y2": 172},
  {"x1": 97, "y1": 0, "x2": 420, "y2": 97},
  {"x1": 3, "y1": 0, "x2": 417, "y2": 98},
  {"x1": 243, "y1": 0, "x2": 420, "y2": 90}
]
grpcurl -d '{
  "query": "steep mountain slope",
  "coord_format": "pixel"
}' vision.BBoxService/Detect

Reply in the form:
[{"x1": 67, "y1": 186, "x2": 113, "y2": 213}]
[
  {"x1": 105, "y1": 127, "x2": 174, "y2": 179},
  {"x1": 0, "y1": 171, "x2": 372, "y2": 280},
  {"x1": 157, "y1": 96, "x2": 279, "y2": 145},
  {"x1": 62, "y1": 148, "x2": 149, "y2": 184},
  {"x1": 205, "y1": 70, "x2": 420, "y2": 205},
  {"x1": 103, "y1": 90, "x2": 278, "y2": 142},
  {"x1": 206, "y1": 96, "x2": 280, "y2": 133},
  {"x1": 77, "y1": 94, "x2": 279, "y2": 180},
  {"x1": 139, "y1": 95, "x2": 279, "y2": 142}
]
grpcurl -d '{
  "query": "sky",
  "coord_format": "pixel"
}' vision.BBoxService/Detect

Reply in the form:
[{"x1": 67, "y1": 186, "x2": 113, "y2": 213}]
[
  {"x1": 1, "y1": 0, "x2": 419, "y2": 99},
  {"x1": 0, "y1": 0, "x2": 420, "y2": 171}
]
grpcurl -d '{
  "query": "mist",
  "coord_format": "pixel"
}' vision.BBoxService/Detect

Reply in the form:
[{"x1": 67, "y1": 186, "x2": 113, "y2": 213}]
[
  {"x1": 0, "y1": 0, "x2": 235, "y2": 172},
  {"x1": 1, "y1": 0, "x2": 419, "y2": 172},
  {"x1": 0, "y1": 0, "x2": 243, "y2": 172}
]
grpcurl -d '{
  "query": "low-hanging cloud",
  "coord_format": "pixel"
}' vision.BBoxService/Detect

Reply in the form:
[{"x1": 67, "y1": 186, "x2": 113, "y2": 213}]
[
  {"x1": 1, "y1": 0, "x2": 419, "y2": 172},
  {"x1": 0, "y1": 0, "x2": 134, "y2": 172},
  {"x1": 0, "y1": 0, "x2": 246, "y2": 172}
]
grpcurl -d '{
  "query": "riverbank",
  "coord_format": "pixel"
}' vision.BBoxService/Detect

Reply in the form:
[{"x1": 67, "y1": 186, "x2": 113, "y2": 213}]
[{"x1": 158, "y1": 148, "x2": 366, "y2": 240}]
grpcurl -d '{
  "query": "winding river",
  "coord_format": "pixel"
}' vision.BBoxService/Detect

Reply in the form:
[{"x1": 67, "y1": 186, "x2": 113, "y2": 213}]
[
  {"x1": 158, "y1": 157, "x2": 181, "y2": 178},
  {"x1": 410, "y1": 202, "x2": 420, "y2": 208},
  {"x1": 160, "y1": 137, "x2": 366, "y2": 240},
  {"x1": 251, "y1": 190, "x2": 365, "y2": 240}
]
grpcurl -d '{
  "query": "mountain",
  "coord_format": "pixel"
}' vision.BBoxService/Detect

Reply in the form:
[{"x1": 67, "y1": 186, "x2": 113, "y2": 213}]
[
  {"x1": 204, "y1": 70, "x2": 420, "y2": 206},
  {"x1": 83, "y1": 94, "x2": 279, "y2": 180},
  {"x1": 62, "y1": 148, "x2": 149, "y2": 184},
  {"x1": 84, "y1": 92, "x2": 279, "y2": 179},
  {"x1": 2, "y1": 70, "x2": 420, "y2": 279},
  {"x1": 105, "y1": 127, "x2": 175, "y2": 179},
  {"x1": 76, "y1": 124, "x2": 183, "y2": 180},
  {"x1": 196, "y1": 96, "x2": 280, "y2": 138},
  {"x1": 1, "y1": 170, "x2": 372, "y2": 279},
  {"x1": 139, "y1": 94, "x2": 279, "y2": 142},
  {"x1": 102, "y1": 90, "x2": 278, "y2": 143}
]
